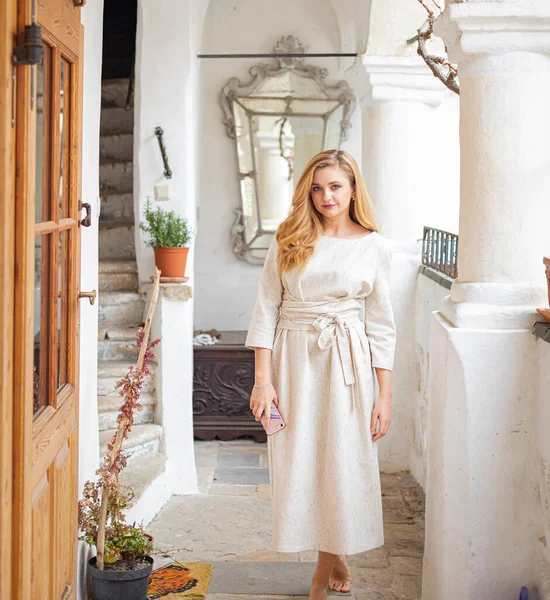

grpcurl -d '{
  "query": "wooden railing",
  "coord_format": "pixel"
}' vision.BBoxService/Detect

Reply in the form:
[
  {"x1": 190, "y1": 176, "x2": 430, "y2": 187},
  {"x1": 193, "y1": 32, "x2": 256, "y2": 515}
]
[{"x1": 422, "y1": 226, "x2": 458, "y2": 279}]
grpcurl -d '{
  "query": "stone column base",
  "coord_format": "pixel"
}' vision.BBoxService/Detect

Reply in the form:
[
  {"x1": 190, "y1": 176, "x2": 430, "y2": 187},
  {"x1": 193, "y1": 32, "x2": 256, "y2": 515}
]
[
  {"x1": 422, "y1": 311, "x2": 541, "y2": 600},
  {"x1": 440, "y1": 281, "x2": 547, "y2": 330}
]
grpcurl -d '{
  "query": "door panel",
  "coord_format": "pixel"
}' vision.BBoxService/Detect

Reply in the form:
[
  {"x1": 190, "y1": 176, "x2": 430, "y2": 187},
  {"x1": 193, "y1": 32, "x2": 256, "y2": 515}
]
[
  {"x1": 55, "y1": 438, "x2": 76, "y2": 594},
  {"x1": 12, "y1": 0, "x2": 83, "y2": 597},
  {"x1": 31, "y1": 474, "x2": 52, "y2": 598}
]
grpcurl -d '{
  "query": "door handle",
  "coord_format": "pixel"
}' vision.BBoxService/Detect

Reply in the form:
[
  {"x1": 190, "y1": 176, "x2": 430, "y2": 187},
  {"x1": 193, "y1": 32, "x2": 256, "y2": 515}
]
[
  {"x1": 61, "y1": 584, "x2": 72, "y2": 599},
  {"x1": 78, "y1": 290, "x2": 96, "y2": 305},
  {"x1": 78, "y1": 201, "x2": 92, "y2": 227}
]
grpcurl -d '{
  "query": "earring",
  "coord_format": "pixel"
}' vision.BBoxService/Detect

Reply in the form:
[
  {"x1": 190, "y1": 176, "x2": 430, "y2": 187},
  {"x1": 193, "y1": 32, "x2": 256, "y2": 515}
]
[{"x1": 351, "y1": 197, "x2": 355, "y2": 201}]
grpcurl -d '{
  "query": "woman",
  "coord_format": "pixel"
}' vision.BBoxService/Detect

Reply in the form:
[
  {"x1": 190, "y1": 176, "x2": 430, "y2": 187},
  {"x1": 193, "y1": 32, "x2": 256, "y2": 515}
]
[{"x1": 245, "y1": 149, "x2": 396, "y2": 599}]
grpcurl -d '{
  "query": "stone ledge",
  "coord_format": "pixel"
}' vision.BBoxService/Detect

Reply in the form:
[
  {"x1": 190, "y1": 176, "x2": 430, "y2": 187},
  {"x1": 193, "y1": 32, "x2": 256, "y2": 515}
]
[
  {"x1": 533, "y1": 321, "x2": 550, "y2": 344},
  {"x1": 160, "y1": 283, "x2": 193, "y2": 301},
  {"x1": 418, "y1": 265, "x2": 453, "y2": 290},
  {"x1": 142, "y1": 281, "x2": 193, "y2": 301}
]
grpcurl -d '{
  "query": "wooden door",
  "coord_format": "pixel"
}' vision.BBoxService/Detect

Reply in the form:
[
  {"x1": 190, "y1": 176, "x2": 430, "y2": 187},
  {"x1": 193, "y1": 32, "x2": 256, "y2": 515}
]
[
  {"x1": 0, "y1": 2, "x2": 17, "y2": 600},
  {"x1": 11, "y1": 0, "x2": 84, "y2": 598}
]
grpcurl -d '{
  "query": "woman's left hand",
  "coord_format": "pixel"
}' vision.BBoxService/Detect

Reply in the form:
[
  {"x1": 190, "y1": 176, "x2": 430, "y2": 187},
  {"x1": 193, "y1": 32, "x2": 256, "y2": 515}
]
[{"x1": 371, "y1": 395, "x2": 392, "y2": 442}]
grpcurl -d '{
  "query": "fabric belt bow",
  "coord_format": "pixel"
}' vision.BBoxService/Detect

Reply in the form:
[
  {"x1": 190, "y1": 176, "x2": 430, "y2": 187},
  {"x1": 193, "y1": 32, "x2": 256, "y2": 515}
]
[{"x1": 312, "y1": 312, "x2": 359, "y2": 409}]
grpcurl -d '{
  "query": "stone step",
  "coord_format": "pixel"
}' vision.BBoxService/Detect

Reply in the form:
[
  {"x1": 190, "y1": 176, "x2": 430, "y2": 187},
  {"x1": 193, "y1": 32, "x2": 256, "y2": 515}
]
[
  {"x1": 98, "y1": 325, "x2": 145, "y2": 361},
  {"x1": 98, "y1": 222, "x2": 135, "y2": 261},
  {"x1": 98, "y1": 392, "x2": 156, "y2": 412},
  {"x1": 99, "y1": 259, "x2": 138, "y2": 274},
  {"x1": 98, "y1": 393, "x2": 156, "y2": 431},
  {"x1": 99, "y1": 271, "x2": 138, "y2": 292},
  {"x1": 99, "y1": 424, "x2": 163, "y2": 460},
  {"x1": 105, "y1": 324, "x2": 142, "y2": 341},
  {"x1": 119, "y1": 453, "x2": 166, "y2": 508},
  {"x1": 100, "y1": 192, "x2": 134, "y2": 222},
  {"x1": 101, "y1": 78, "x2": 132, "y2": 109},
  {"x1": 98, "y1": 324, "x2": 138, "y2": 343},
  {"x1": 98, "y1": 360, "x2": 157, "y2": 380},
  {"x1": 99, "y1": 339, "x2": 141, "y2": 362},
  {"x1": 98, "y1": 291, "x2": 144, "y2": 327},
  {"x1": 99, "y1": 160, "x2": 133, "y2": 195},
  {"x1": 100, "y1": 106, "x2": 133, "y2": 136},
  {"x1": 98, "y1": 370, "x2": 156, "y2": 396},
  {"x1": 100, "y1": 133, "x2": 133, "y2": 163}
]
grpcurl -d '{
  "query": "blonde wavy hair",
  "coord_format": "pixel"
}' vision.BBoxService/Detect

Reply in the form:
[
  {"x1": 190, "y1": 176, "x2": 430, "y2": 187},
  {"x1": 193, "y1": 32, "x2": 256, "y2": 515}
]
[{"x1": 276, "y1": 149, "x2": 378, "y2": 274}]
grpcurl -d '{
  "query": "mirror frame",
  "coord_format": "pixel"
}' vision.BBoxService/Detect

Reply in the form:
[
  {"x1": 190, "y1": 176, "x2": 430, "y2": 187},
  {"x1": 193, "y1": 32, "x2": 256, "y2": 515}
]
[{"x1": 221, "y1": 35, "x2": 356, "y2": 264}]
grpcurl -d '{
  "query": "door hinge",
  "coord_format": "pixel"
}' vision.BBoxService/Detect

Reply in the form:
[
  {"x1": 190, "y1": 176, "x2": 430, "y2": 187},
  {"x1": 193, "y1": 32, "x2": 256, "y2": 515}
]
[
  {"x1": 13, "y1": 24, "x2": 43, "y2": 66},
  {"x1": 12, "y1": 23, "x2": 43, "y2": 126}
]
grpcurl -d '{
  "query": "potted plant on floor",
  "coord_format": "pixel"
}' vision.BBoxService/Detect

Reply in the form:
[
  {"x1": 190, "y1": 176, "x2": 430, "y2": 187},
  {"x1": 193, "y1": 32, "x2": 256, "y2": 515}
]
[
  {"x1": 140, "y1": 197, "x2": 194, "y2": 279},
  {"x1": 79, "y1": 270, "x2": 161, "y2": 600}
]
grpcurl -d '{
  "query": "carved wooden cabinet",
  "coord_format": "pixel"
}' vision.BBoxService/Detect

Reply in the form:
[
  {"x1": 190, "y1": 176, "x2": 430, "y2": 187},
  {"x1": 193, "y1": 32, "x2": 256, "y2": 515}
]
[{"x1": 193, "y1": 331, "x2": 267, "y2": 442}]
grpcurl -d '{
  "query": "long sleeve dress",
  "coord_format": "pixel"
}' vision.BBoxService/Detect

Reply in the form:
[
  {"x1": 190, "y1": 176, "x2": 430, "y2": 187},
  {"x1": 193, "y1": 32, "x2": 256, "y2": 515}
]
[{"x1": 245, "y1": 231, "x2": 396, "y2": 555}]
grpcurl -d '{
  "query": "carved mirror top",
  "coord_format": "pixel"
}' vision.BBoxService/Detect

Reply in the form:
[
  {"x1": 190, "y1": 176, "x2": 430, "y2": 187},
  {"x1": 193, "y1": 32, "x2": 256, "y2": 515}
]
[{"x1": 222, "y1": 36, "x2": 355, "y2": 141}]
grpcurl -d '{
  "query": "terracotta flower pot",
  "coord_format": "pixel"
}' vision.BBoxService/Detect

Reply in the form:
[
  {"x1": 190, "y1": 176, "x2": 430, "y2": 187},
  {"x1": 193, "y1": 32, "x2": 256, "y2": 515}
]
[
  {"x1": 544, "y1": 257, "x2": 550, "y2": 306},
  {"x1": 154, "y1": 247, "x2": 189, "y2": 279}
]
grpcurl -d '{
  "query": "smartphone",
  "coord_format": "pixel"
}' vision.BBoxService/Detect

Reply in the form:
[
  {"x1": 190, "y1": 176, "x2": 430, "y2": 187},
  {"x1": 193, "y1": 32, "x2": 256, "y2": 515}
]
[{"x1": 260, "y1": 401, "x2": 286, "y2": 436}]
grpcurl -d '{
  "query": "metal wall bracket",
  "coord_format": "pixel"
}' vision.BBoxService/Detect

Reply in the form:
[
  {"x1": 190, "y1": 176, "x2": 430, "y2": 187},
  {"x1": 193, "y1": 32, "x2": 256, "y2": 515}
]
[{"x1": 13, "y1": 24, "x2": 43, "y2": 66}]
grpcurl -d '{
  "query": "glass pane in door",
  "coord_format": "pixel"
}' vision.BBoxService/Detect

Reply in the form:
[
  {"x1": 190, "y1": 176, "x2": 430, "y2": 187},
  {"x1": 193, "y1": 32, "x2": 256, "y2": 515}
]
[
  {"x1": 58, "y1": 59, "x2": 70, "y2": 220},
  {"x1": 33, "y1": 234, "x2": 52, "y2": 415},
  {"x1": 35, "y1": 45, "x2": 52, "y2": 223},
  {"x1": 57, "y1": 229, "x2": 69, "y2": 390}
]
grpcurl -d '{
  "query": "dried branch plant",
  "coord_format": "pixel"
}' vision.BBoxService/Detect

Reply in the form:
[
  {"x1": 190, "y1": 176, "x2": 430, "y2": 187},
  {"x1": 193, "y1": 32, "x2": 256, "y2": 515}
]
[
  {"x1": 409, "y1": 0, "x2": 460, "y2": 95},
  {"x1": 79, "y1": 268, "x2": 162, "y2": 571}
]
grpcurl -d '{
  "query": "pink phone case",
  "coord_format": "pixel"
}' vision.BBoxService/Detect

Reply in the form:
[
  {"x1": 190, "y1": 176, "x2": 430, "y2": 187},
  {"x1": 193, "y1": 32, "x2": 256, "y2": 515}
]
[{"x1": 260, "y1": 402, "x2": 286, "y2": 436}]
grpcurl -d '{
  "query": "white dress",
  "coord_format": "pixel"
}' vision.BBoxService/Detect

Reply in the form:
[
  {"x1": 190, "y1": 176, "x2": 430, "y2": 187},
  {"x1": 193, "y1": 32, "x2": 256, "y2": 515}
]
[{"x1": 245, "y1": 232, "x2": 396, "y2": 555}]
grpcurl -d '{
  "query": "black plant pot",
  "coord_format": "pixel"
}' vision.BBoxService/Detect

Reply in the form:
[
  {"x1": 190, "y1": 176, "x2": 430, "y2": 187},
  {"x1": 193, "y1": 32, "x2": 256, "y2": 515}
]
[{"x1": 88, "y1": 556, "x2": 153, "y2": 600}]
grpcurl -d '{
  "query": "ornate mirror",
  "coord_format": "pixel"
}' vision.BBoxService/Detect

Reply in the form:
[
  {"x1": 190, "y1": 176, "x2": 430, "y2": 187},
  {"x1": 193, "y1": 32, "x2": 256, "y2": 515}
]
[{"x1": 221, "y1": 36, "x2": 356, "y2": 264}]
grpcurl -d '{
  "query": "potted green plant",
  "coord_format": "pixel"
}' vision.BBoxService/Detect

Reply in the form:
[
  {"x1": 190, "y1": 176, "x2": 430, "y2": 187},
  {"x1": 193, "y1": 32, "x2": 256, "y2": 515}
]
[
  {"x1": 140, "y1": 197, "x2": 194, "y2": 278},
  {"x1": 79, "y1": 271, "x2": 161, "y2": 600}
]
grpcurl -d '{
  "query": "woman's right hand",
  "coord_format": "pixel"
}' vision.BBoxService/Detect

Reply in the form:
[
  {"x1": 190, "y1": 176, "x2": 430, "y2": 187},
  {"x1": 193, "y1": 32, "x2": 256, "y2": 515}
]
[{"x1": 250, "y1": 383, "x2": 278, "y2": 430}]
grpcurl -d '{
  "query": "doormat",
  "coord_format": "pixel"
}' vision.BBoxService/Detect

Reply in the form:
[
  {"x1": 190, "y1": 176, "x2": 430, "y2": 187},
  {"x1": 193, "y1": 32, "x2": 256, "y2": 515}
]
[
  {"x1": 208, "y1": 561, "x2": 351, "y2": 596},
  {"x1": 147, "y1": 562, "x2": 213, "y2": 599}
]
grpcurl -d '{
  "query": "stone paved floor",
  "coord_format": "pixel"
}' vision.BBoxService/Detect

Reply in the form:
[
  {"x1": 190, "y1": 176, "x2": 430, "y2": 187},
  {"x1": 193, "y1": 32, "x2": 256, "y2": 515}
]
[{"x1": 147, "y1": 440, "x2": 425, "y2": 599}]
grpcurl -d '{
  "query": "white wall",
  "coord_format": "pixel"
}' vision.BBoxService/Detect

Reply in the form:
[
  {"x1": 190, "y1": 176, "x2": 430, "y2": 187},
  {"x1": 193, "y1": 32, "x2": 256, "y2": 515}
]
[
  {"x1": 134, "y1": 0, "x2": 208, "y2": 285},
  {"x1": 377, "y1": 244, "x2": 422, "y2": 472},
  {"x1": 409, "y1": 272, "x2": 452, "y2": 488},
  {"x1": 366, "y1": 0, "x2": 431, "y2": 56},
  {"x1": 194, "y1": 0, "x2": 363, "y2": 331},
  {"x1": 77, "y1": 2, "x2": 104, "y2": 598},
  {"x1": 132, "y1": 0, "x2": 210, "y2": 502},
  {"x1": 536, "y1": 338, "x2": 550, "y2": 597}
]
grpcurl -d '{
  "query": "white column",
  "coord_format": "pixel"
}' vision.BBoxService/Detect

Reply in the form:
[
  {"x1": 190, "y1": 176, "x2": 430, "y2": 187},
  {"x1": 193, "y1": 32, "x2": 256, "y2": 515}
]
[
  {"x1": 153, "y1": 285, "x2": 197, "y2": 494},
  {"x1": 436, "y1": 4, "x2": 550, "y2": 328},
  {"x1": 423, "y1": 4, "x2": 550, "y2": 599},
  {"x1": 131, "y1": 0, "x2": 201, "y2": 521},
  {"x1": 361, "y1": 56, "x2": 460, "y2": 244},
  {"x1": 359, "y1": 56, "x2": 460, "y2": 476},
  {"x1": 255, "y1": 131, "x2": 293, "y2": 230}
]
